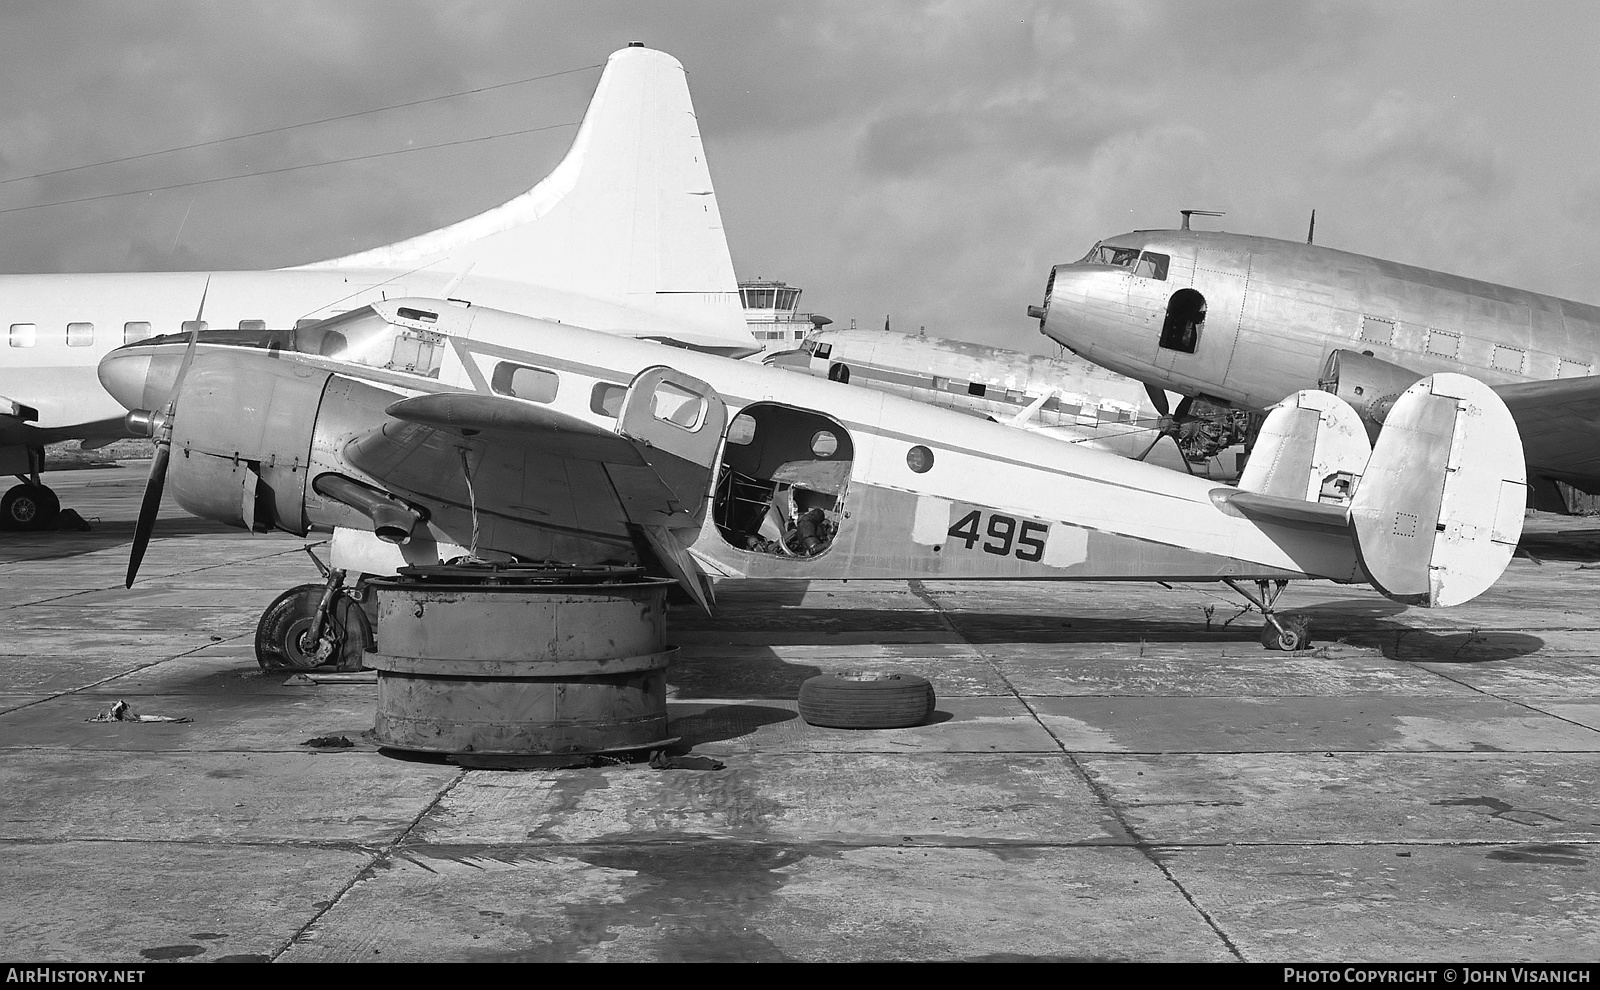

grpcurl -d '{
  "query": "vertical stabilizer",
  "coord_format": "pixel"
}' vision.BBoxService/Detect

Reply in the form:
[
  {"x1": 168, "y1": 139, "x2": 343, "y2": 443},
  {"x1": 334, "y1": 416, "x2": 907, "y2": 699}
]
[{"x1": 300, "y1": 47, "x2": 747, "y2": 344}]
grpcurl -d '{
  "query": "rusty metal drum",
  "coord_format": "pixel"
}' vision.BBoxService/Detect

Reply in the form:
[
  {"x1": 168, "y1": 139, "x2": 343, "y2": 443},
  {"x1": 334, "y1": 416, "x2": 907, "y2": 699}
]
[{"x1": 365, "y1": 564, "x2": 677, "y2": 755}]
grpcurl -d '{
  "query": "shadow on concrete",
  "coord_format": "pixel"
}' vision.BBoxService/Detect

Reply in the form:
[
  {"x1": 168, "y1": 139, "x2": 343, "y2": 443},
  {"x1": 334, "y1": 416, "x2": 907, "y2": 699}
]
[
  {"x1": 667, "y1": 647, "x2": 822, "y2": 700},
  {"x1": 667, "y1": 702, "x2": 797, "y2": 748},
  {"x1": 0, "y1": 517, "x2": 236, "y2": 565},
  {"x1": 1518, "y1": 527, "x2": 1600, "y2": 564},
  {"x1": 1374, "y1": 628, "x2": 1546, "y2": 665}
]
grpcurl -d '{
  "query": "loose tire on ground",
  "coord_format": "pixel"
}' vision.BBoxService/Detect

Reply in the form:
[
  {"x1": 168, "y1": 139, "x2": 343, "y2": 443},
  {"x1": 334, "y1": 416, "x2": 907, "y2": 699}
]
[
  {"x1": 255, "y1": 583, "x2": 374, "y2": 671},
  {"x1": 1, "y1": 484, "x2": 60, "y2": 531},
  {"x1": 798, "y1": 672, "x2": 935, "y2": 729}
]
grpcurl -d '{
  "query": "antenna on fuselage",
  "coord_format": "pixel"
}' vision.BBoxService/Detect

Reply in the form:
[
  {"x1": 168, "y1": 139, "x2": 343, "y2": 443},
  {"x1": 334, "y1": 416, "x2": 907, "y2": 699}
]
[
  {"x1": 1307, "y1": 210, "x2": 1316, "y2": 245},
  {"x1": 1179, "y1": 209, "x2": 1224, "y2": 231}
]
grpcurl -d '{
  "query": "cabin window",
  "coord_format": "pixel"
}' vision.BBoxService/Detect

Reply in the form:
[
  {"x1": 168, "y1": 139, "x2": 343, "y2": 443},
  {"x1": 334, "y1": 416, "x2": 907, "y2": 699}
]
[
  {"x1": 66, "y1": 322, "x2": 93, "y2": 347},
  {"x1": 713, "y1": 402, "x2": 852, "y2": 560},
  {"x1": 814, "y1": 342, "x2": 832, "y2": 360},
  {"x1": 491, "y1": 362, "x2": 559, "y2": 403},
  {"x1": 1159, "y1": 289, "x2": 1206, "y2": 353},
  {"x1": 181, "y1": 320, "x2": 208, "y2": 335},
  {"x1": 1491, "y1": 345, "x2": 1525, "y2": 374},
  {"x1": 967, "y1": 382, "x2": 987, "y2": 397},
  {"x1": 238, "y1": 320, "x2": 267, "y2": 332},
  {"x1": 650, "y1": 381, "x2": 706, "y2": 430},
  {"x1": 1133, "y1": 252, "x2": 1169, "y2": 280},
  {"x1": 396, "y1": 306, "x2": 438, "y2": 324},
  {"x1": 1426, "y1": 329, "x2": 1459, "y2": 359},
  {"x1": 1359, "y1": 316, "x2": 1394, "y2": 346},
  {"x1": 123, "y1": 322, "x2": 152, "y2": 344},
  {"x1": 726, "y1": 414, "x2": 757, "y2": 446},
  {"x1": 8, "y1": 324, "x2": 35, "y2": 348},
  {"x1": 589, "y1": 382, "x2": 625, "y2": 417},
  {"x1": 906, "y1": 445, "x2": 934, "y2": 473},
  {"x1": 1081, "y1": 243, "x2": 1141, "y2": 268},
  {"x1": 1559, "y1": 358, "x2": 1592, "y2": 378}
]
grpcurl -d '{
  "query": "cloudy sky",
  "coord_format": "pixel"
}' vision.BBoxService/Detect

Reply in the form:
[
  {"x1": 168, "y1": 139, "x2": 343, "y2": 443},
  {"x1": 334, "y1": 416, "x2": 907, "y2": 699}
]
[{"x1": 1, "y1": 1, "x2": 1595, "y2": 354}]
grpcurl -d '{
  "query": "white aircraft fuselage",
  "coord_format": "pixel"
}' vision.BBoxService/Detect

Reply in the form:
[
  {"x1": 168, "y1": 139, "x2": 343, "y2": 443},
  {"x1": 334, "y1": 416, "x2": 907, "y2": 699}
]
[{"x1": 0, "y1": 44, "x2": 752, "y2": 528}]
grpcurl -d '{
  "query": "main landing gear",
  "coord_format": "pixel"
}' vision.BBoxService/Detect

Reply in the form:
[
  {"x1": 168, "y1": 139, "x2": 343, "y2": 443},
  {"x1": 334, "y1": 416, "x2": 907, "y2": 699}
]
[
  {"x1": 1, "y1": 448, "x2": 61, "y2": 531},
  {"x1": 255, "y1": 548, "x2": 375, "y2": 672},
  {"x1": 1224, "y1": 578, "x2": 1312, "y2": 651},
  {"x1": 1, "y1": 480, "x2": 60, "y2": 531}
]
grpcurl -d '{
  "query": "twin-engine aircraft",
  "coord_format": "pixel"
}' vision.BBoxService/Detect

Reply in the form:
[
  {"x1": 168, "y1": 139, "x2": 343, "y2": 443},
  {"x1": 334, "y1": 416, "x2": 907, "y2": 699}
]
[
  {"x1": 0, "y1": 45, "x2": 753, "y2": 529},
  {"x1": 99, "y1": 296, "x2": 1527, "y2": 664},
  {"x1": 1034, "y1": 222, "x2": 1600, "y2": 511}
]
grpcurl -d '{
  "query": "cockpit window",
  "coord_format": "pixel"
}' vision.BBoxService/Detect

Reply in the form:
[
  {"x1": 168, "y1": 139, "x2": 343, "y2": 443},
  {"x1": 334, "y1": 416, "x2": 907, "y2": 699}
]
[
  {"x1": 1081, "y1": 243, "x2": 1142, "y2": 268},
  {"x1": 1134, "y1": 252, "x2": 1169, "y2": 280},
  {"x1": 123, "y1": 306, "x2": 446, "y2": 379}
]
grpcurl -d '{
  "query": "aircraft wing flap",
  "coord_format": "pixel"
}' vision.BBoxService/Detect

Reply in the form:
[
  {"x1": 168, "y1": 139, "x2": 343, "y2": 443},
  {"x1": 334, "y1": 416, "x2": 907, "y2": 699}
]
[{"x1": 1493, "y1": 376, "x2": 1600, "y2": 492}]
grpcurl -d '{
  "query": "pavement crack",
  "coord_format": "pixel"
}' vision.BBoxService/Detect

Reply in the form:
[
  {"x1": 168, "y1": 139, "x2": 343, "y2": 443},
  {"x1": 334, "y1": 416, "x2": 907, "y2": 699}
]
[{"x1": 271, "y1": 764, "x2": 467, "y2": 960}]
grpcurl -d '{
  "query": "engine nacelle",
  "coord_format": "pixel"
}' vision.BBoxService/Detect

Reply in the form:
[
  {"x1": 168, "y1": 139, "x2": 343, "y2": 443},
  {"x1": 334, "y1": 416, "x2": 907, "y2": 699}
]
[
  {"x1": 1318, "y1": 350, "x2": 1424, "y2": 439},
  {"x1": 169, "y1": 353, "x2": 332, "y2": 534}
]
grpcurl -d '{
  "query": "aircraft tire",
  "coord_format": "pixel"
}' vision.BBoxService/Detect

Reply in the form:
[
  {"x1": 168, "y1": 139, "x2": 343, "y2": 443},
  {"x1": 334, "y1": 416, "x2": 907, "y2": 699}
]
[
  {"x1": 1261, "y1": 614, "x2": 1311, "y2": 652},
  {"x1": 256, "y1": 583, "x2": 374, "y2": 672},
  {"x1": 0, "y1": 483, "x2": 60, "y2": 531},
  {"x1": 798, "y1": 672, "x2": 935, "y2": 729}
]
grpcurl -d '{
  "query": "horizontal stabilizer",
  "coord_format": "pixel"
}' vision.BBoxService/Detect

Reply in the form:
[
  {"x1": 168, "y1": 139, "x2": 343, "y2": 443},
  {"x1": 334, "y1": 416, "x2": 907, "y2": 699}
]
[{"x1": 1351, "y1": 374, "x2": 1526, "y2": 608}]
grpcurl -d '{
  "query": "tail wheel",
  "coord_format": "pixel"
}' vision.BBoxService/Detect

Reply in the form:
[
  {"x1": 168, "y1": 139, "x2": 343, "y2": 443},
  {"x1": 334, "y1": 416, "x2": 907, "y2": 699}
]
[
  {"x1": 1262, "y1": 613, "x2": 1311, "y2": 652},
  {"x1": 255, "y1": 583, "x2": 374, "y2": 672},
  {"x1": 1, "y1": 484, "x2": 60, "y2": 531},
  {"x1": 799, "y1": 672, "x2": 935, "y2": 729}
]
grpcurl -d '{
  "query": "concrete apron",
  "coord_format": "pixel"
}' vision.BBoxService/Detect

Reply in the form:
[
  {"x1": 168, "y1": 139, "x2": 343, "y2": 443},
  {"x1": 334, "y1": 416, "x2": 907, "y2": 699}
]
[{"x1": 0, "y1": 466, "x2": 1597, "y2": 961}]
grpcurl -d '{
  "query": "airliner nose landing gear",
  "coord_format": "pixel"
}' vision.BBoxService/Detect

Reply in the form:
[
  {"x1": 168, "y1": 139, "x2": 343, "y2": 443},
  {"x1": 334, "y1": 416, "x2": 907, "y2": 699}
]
[{"x1": 1223, "y1": 578, "x2": 1312, "y2": 651}]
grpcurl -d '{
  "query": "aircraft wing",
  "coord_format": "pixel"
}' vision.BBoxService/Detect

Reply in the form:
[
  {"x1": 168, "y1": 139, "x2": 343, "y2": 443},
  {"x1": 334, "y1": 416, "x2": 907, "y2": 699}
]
[
  {"x1": 1493, "y1": 377, "x2": 1600, "y2": 493},
  {"x1": 340, "y1": 369, "x2": 728, "y2": 609}
]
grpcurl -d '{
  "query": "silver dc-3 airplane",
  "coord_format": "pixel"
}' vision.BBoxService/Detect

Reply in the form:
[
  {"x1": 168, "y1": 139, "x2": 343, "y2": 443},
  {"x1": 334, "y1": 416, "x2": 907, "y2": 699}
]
[
  {"x1": 0, "y1": 44, "x2": 753, "y2": 530},
  {"x1": 1033, "y1": 215, "x2": 1600, "y2": 510},
  {"x1": 99, "y1": 295, "x2": 1527, "y2": 665}
]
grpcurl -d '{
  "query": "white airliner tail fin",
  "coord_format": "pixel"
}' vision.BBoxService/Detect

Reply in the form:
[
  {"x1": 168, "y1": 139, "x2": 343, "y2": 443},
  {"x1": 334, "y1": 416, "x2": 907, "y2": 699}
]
[{"x1": 299, "y1": 46, "x2": 749, "y2": 347}]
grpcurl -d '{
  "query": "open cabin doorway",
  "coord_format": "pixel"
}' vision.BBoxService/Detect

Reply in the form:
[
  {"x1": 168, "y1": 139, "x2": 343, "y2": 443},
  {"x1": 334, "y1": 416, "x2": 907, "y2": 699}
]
[{"x1": 712, "y1": 402, "x2": 853, "y2": 559}]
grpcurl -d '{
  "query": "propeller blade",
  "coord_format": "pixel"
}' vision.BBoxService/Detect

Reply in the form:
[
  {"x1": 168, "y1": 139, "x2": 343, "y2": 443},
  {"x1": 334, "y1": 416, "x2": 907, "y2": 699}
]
[
  {"x1": 1144, "y1": 383, "x2": 1170, "y2": 418},
  {"x1": 126, "y1": 444, "x2": 171, "y2": 588}
]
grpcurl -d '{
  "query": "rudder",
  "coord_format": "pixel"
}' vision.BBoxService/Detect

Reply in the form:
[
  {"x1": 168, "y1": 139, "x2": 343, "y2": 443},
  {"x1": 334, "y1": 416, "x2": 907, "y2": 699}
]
[{"x1": 1350, "y1": 373, "x2": 1526, "y2": 607}]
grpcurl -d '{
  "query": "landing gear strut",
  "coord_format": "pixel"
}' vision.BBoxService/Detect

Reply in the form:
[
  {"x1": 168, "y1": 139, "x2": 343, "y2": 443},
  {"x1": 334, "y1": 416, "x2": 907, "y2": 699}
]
[
  {"x1": 255, "y1": 549, "x2": 374, "y2": 671},
  {"x1": 1224, "y1": 578, "x2": 1312, "y2": 651},
  {"x1": 1, "y1": 448, "x2": 61, "y2": 531}
]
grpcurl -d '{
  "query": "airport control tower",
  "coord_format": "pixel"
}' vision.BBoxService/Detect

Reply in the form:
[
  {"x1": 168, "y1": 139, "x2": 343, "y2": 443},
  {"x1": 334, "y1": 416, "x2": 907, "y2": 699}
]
[{"x1": 741, "y1": 279, "x2": 828, "y2": 349}]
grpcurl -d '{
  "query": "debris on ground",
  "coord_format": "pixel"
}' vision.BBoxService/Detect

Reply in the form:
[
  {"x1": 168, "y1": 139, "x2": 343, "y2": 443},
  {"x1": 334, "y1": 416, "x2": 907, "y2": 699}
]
[
  {"x1": 86, "y1": 700, "x2": 191, "y2": 724},
  {"x1": 649, "y1": 751, "x2": 725, "y2": 771},
  {"x1": 53, "y1": 509, "x2": 91, "y2": 532},
  {"x1": 302, "y1": 735, "x2": 355, "y2": 748}
]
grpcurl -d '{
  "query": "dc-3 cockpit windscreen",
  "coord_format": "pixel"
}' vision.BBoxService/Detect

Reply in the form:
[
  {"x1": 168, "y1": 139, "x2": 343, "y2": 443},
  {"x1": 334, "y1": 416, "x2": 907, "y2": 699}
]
[{"x1": 1078, "y1": 242, "x2": 1170, "y2": 281}]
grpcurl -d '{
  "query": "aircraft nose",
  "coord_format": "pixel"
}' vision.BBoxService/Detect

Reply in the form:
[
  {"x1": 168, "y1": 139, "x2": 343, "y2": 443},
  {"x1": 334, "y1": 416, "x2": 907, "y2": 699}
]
[
  {"x1": 97, "y1": 350, "x2": 151, "y2": 412},
  {"x1": 97, "y1": 347, "x2": 183, "y2": 412}
]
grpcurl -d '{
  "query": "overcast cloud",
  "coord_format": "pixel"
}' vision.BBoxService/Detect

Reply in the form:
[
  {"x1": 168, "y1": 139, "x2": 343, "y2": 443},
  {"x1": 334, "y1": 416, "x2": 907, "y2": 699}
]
[{"x1": 1, "y1": 1, "x2": 1595, "y2": 353}]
